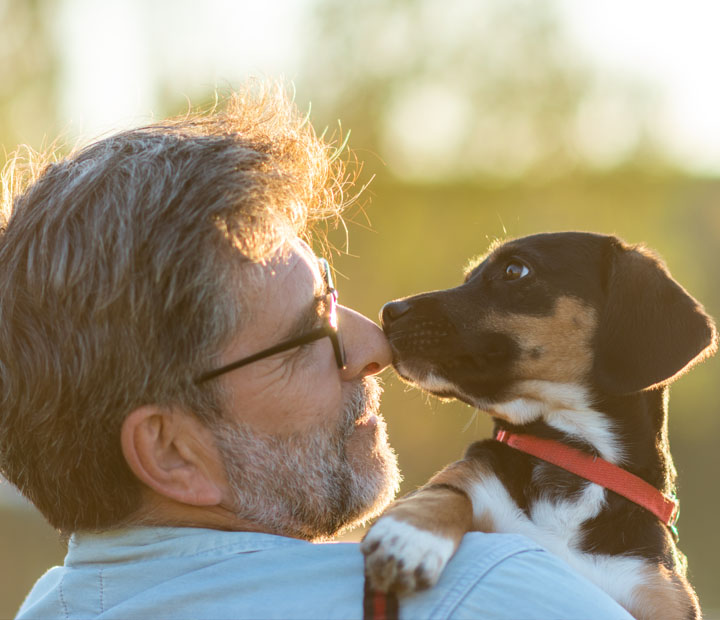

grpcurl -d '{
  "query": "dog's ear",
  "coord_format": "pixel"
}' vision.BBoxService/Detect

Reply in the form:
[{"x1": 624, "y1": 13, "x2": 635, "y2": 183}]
[{"x1": 593, "y1": 237, "x2": 717, "y2": 394}]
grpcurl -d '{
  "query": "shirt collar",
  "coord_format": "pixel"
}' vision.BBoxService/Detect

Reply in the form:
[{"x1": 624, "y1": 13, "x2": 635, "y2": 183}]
[{"x1": 65, "y1": 526, "x2": 309, "y2": 566}]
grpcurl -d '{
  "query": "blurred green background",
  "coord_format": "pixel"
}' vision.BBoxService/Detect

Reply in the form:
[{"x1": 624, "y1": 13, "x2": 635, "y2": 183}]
[{"x1": 2, "y1": 0, "x2": 719, "y2": 617}]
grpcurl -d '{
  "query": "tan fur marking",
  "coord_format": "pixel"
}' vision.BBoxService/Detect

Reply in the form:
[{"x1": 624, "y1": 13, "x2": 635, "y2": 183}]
[
  {"x1": 381, "y1": 459, "x2": 487, "y2": 546},
  {"x1": 430, "y1": 460, "x2": 493, "y2": 534},
  {"x1": 483, "y1": 296, "x2": 597, "y2": 383},
  {"x1": 628, "y1": 565, "x2": 700, "y2": 620}
]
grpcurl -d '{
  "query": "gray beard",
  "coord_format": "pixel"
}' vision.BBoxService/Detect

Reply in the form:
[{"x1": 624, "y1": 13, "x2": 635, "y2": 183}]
[{"x1": 211, "y1": 377, "x2": 400, "y2": 540}]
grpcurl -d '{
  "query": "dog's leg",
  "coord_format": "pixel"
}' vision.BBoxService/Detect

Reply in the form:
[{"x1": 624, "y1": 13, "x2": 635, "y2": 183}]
[
  {"x1": 626, "y1": 565, "x2": 701, "y2": 620},
  {"x1": 361, "y1": 459, "x2": 484, "y2": 593}
]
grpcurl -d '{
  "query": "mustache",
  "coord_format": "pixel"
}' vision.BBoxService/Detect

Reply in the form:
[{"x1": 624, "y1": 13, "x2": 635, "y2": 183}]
[{"x1": 342, "y1": 376, "x2": 384, "y2": 432}]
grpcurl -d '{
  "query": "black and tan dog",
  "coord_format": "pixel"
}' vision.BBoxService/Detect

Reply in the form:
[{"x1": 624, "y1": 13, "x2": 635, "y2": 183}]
[{"x1": 362, "y1": 232, "x2": 716, "y2": 620}]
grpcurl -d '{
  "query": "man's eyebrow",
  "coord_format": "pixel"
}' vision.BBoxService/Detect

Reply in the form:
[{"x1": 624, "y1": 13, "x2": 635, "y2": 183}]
[{"x1": 279, "y1": 261, "x2": 328, "y2": 340}]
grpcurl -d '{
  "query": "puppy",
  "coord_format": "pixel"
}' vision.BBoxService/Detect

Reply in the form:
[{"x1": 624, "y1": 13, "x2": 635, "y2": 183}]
[{"x1": 362, "y1": 232, "x2": 716, "y2": 620}]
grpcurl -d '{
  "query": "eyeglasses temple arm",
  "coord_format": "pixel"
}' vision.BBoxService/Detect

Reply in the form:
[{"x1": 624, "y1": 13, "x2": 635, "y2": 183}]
[{"x1": 193, "y1": 325, "x2": 332, "y2": 384}]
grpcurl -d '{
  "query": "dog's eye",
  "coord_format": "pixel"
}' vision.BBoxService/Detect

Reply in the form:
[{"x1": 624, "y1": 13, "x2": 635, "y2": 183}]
[{"x1": 504, "y1": 262, "x2": 530, "y2": 280}]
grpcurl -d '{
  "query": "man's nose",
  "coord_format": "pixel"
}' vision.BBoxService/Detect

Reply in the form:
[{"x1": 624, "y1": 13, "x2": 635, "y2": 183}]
[
  {"x1": 339, "y1": 307, "x2": 392, "y2": 379},
  {"x1": 380, "y1": 299, "x2": 411, "y2": 328}
]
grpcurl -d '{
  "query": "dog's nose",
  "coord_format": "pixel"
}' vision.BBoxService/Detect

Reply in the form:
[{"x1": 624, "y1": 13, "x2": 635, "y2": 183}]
[{"x1": 381, "y1": 300, "x2": 411, "y2": 326}]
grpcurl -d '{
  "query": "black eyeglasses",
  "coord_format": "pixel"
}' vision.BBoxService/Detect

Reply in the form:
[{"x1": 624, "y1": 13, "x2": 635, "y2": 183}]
[{"x1": 193, "y1": 258, "x2": 347, "y2": 384}]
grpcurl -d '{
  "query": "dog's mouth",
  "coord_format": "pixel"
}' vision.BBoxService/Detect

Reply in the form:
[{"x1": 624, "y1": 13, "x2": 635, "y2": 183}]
[
  {"x1": 387, "y1": 330, "x2": 519, "y2": 405},
  {"x1": 390, "y1": 360, "x2": 469, "y2": 403}
]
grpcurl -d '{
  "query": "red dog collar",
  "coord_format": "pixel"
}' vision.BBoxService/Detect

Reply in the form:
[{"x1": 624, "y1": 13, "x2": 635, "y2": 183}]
[{"x1": 495, "y1": 430, "x2": 679, "y2": 528}]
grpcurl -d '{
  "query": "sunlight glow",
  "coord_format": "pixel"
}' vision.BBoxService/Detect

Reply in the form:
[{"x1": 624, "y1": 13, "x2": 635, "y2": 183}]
[
  {"x1": 560, "y1": 0, "x2": 720, "y2": 174},
  {"x1": 55, "y1": 0, "x2": 720, "y2": 174}
]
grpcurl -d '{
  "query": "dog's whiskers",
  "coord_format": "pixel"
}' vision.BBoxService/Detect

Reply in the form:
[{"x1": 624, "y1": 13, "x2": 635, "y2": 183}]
[{"x1": 461, "y1": 408, "x2": 479, "y2": 433}]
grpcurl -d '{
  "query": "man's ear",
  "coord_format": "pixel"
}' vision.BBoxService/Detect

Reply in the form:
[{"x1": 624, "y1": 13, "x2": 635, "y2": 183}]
[
  {"x1": 120, "y1": 405, "x2": 225, "y2": 507},
  {"x1": 592, "y1": 238, "x2": 717, "y2": 395}
]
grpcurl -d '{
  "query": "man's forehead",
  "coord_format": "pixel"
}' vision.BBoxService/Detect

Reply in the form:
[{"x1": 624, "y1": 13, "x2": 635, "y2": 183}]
[
  {"x1": 246, "y1": 239, "x2": 323, "y2": 297},
  {"x1": 294, "y1": 237, "x2": 315, "y2": 257}
]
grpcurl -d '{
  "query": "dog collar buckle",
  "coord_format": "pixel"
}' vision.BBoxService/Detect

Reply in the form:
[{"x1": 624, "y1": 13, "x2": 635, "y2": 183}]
[{"x1": 667, "y1": 494, "x2": 680, "y2": 541}]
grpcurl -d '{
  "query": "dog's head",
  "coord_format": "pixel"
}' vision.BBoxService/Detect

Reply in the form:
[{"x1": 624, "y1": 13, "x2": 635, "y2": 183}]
[{"x1": 382, "y1": 232, "x2": 717, "y2": 416}]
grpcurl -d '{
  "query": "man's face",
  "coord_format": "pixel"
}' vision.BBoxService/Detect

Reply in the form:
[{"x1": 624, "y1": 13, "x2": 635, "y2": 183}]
[{"x1": 211, "y1": 240, "x2": 400, "y2": 539}]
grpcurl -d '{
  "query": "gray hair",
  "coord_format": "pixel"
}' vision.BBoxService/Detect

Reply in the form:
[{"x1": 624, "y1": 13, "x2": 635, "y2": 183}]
[{"x1": 0, "y1": 82, "x2": 351, "y2": 533}]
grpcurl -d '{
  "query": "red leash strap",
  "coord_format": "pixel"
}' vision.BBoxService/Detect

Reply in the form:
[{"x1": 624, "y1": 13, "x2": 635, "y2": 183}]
[
  {"x1": 495, "y1": 430, "x2": 679, "y2": 527},
  {"x1": 363, "y1": 576, "x2": 398, "y2": 620}
]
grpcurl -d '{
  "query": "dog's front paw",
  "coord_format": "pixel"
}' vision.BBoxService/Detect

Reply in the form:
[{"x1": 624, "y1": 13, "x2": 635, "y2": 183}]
[{"x1": 361, "y1": 516, "x2": 455, "y2": 593}]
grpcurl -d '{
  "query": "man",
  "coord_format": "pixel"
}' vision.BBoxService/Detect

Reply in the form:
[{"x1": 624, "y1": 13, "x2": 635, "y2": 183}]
[{"x1": 0, "y1": 82, "x2": 631, "y2": 619}]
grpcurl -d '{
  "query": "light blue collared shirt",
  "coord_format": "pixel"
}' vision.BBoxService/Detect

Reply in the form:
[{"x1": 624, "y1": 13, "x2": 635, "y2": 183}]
[{"x1": 16, "y1": 527, "x2": 632, "y2": 619}]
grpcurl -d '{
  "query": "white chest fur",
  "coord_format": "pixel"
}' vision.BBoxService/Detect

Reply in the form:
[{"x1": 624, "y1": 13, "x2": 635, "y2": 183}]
[{"x1": 468, "y1": 471, "x2": 648, "y2": 613}]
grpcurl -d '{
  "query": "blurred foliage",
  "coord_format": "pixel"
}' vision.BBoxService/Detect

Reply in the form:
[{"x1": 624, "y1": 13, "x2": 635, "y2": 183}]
[
  {"x1": 1, "y1": 0, "x2": 720, "y2": 617},
  {"x1": 298, "y1": 0, "x2": 666, "y2": 181},
  {"x1": 0, "y1": 508, "x2": 66, "y2": 618},
  {"x1": 0, "y1": 0, "x2": 59, "y2": 160}
]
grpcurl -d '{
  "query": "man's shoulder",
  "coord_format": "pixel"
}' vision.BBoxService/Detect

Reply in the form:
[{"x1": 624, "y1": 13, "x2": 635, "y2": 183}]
[
  {"x1": 267, "y1": 532, "x2": 632, "y2": 619},
  {"x1": 303, "y1": 530, "x2": 539, "y2": 561},
  {"x1": 17, "y1": 528, "x2": 632, "y2": 619},
  {"x1": 270, "y1": 531, "x2": 543, "y2": 585},
  {"x1": 402, "y1": 532, "x2": 633, "y2": 619}
]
